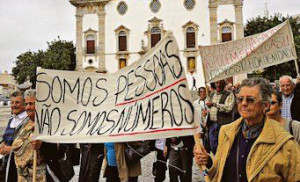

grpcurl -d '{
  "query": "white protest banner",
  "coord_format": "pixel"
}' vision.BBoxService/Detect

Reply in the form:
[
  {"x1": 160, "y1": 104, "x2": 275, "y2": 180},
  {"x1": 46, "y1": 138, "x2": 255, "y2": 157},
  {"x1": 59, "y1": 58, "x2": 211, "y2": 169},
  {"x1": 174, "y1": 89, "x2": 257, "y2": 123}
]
[
  {"x1": 35, "y1": 32, "x2": 199, "y2": 143},
  {"x1": 199, "y1": 20, "x2": 297, "y2": 83}
]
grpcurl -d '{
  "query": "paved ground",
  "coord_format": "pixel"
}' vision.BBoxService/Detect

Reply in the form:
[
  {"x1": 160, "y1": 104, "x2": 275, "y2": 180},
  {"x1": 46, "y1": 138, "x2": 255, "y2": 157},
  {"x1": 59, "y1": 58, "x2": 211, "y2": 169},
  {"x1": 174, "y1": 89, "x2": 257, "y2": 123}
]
[
  {"x1": 0, "y1": 106, "x2": 11, "y2": 138},
  {"x1": 0, "y1": 106, "x2": 204, "y2": 182},
  {"x1": 71, "y1": 152, "x2": 205, "y2": 182}
]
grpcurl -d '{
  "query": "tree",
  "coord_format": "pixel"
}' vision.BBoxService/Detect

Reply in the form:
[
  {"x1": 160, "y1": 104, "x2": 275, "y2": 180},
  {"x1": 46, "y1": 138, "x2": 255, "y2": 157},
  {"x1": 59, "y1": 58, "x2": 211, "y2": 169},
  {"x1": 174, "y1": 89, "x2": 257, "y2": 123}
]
[
  {"x1": 12, "y1": 39, "x2": 76, "y2": 88},
  {"x1": 244, "y1": 14, "x2": 300, "y2": 81}
]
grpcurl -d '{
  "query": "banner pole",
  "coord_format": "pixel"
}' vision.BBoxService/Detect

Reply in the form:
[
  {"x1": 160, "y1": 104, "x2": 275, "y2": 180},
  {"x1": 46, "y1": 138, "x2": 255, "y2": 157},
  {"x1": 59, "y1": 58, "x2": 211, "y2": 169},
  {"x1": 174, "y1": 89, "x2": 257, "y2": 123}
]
[
  {"x1": 193, "y1": 135, "x2": 211, "y2": 182},
  {"x1": 33, "y1": 67, "x2": 42, "y2": 182},
  {"x1": 294, "y1": 59, "x2": 300, "y2": 77},
  {"x1": 33, "y1": 151, "x2": 37, "y2": 182},
  {"x1": 192, "y1": 49, "x2": 211, "y2": 182}
]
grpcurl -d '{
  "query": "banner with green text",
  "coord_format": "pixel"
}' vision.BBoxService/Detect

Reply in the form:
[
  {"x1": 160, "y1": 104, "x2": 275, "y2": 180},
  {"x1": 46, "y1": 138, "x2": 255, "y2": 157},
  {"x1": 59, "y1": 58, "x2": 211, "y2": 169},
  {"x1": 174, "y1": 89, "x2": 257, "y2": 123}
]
[
  {"x1": 35, "y1": 32, "x2": 199, "y2": 143},
  {"x1": 199, "y1": 20, "x2": 297, "y2": 83}
]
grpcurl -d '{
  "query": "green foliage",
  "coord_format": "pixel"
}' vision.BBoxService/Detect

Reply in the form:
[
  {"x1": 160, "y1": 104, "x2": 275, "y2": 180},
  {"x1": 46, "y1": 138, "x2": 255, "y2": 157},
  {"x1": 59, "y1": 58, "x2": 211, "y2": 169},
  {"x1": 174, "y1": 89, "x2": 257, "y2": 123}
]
[
  {"x1": 245, "y1": 14, "x2": 300, "y2": 81},
  {"x1": 12, "y1": 39, "x2": 76, "y2": 88}
]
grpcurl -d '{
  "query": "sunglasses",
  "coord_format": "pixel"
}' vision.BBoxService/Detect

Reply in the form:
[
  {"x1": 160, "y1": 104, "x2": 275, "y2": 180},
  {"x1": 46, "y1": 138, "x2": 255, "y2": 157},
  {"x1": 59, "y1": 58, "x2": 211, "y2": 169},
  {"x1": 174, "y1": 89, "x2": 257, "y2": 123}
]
[
  {"x1": 270, "y1": 101, "x2": 278, "y2": 105},
  {"x1": 236, "y1": 96, "x2": 257, "y2": 104}
]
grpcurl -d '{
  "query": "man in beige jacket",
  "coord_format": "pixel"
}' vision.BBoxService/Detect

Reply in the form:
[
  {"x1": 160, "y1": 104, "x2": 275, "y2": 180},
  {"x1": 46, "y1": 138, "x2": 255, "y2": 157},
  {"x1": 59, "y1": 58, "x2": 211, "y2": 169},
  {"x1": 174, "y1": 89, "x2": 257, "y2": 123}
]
[{"x1": 195, "y1": 78, "x2": 300, "y2": 182}]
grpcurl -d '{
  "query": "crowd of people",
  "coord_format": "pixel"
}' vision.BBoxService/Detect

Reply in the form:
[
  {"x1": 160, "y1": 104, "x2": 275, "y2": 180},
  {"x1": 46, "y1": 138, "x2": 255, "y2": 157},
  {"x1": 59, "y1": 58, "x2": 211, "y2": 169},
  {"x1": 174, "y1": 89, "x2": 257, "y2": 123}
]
[{"x1": 0, "y1": 75, "x2": 299, "y2": 182}]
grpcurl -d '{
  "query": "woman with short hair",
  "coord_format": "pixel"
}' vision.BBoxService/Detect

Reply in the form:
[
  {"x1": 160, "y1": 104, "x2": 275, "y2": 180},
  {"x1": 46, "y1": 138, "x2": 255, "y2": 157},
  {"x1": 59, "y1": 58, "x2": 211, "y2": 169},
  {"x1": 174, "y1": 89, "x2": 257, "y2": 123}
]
[{"x1": 266, "y1": 89, "x2": 300, "y2": 144}]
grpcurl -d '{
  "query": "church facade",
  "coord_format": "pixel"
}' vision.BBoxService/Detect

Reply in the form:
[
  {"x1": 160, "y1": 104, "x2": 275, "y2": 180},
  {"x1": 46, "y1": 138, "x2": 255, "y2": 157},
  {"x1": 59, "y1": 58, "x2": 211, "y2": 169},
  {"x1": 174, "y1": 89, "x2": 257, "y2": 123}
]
[{"x1": 70, "y1": 0, "x2": 245, "y2": 88}]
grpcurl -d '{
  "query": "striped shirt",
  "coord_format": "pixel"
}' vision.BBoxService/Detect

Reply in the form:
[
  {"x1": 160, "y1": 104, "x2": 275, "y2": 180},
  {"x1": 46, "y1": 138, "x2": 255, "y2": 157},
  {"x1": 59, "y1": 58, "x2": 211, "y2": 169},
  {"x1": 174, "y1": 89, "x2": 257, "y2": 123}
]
[
  {"x1": 281, "y1": 93, "x2": 294, "y2": 120},
  {"x1": 209, "y1": 91, "x2": 235, "y2": 122}
]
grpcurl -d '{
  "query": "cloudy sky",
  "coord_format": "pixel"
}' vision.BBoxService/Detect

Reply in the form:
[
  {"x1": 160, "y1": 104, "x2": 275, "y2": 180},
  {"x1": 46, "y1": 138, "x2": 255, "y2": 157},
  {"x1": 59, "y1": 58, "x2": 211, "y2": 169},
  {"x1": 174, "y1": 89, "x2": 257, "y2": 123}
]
[{"x1": 0, "y1": 0, "x2": 299, "y2": 73}]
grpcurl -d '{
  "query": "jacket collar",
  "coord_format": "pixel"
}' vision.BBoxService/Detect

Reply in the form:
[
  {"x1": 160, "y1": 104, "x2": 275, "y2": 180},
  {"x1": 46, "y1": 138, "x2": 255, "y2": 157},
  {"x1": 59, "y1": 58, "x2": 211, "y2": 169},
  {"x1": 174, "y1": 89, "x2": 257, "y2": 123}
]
[{"x1": 223, "y1": 117, "x2": 277, "y2": 144}]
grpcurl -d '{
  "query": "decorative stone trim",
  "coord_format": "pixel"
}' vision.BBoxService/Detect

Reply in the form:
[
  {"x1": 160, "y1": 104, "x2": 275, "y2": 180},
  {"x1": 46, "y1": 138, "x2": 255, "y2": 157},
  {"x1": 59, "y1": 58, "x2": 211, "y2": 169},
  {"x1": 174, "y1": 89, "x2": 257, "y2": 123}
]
[
  {"x1": 83, "y1": 28, "x2": 98, "y2": 55},
  {"x1": 144, "y1": 17, "x2": 166, "y2": 50},
  {"x1": 84, "y1": 66, "x2": 97, "y2": 72},
  {"x1": 114, "y1": 25, "x2": 130, "y2": 54},
  {"x1": 116, "y1": 52, "x2": 130, "y2": 70},
  {"x1": 218, "y1": 19, "x2": 234, "y2": 42},
  {"x1": 182, "y1": 21, "x2": 199, "y2": 49},
  {"x1": 208, "y1": 0, "x2": 243, "y2": 6}
]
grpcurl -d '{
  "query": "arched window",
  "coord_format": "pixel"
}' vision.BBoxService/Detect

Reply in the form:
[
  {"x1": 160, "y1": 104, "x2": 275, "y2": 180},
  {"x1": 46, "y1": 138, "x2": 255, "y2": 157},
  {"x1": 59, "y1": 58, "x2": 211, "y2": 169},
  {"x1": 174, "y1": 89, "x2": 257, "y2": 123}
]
[
  {"x1": 186, "y1": 27, "x2": 196, "y2": 48},
  {"x1": 151, "y1": 27, "x2": 161, "y2": 48},
  {"x1": 118, "y1": 31, "x2": 127, "y2": 51},
  {"x1": 221, "y1": 26, "x2": 232, "y2": 42},
  {"x1": 86, "y1": 35, "x2": 95, "y2": 54}
]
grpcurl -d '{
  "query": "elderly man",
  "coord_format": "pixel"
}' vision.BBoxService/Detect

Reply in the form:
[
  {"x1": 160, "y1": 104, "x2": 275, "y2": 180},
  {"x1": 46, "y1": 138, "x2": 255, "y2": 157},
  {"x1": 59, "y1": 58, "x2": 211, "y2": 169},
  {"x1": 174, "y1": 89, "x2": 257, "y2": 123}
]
[
  {"x1": 195, "y1": 78, "x2": 300, "y2": 182},
  {"x1": 206, "y1": 79, "x2": 235, "y2": 154},
  {"x1": 279, "y1": 75, "x2": 296, "y2": 120},
  {"x1": 0, "y1": 91, "x2": 28, "y2": 182}
]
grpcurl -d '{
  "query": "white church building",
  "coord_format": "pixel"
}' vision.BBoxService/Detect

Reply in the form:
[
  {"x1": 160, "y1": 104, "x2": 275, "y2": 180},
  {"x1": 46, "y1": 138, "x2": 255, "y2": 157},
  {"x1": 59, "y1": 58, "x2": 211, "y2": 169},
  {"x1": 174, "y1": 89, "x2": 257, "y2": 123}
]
[{"x1": 70, "y1": 0, "x2": 245, "y2": 89}]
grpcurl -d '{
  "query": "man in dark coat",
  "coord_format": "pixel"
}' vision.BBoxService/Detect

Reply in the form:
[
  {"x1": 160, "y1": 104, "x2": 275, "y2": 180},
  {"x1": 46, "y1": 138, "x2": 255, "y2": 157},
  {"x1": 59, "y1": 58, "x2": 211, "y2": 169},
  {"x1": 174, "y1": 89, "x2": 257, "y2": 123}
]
[{"x1": 79, "y1": 144, "x2": 104, "y2": 182}]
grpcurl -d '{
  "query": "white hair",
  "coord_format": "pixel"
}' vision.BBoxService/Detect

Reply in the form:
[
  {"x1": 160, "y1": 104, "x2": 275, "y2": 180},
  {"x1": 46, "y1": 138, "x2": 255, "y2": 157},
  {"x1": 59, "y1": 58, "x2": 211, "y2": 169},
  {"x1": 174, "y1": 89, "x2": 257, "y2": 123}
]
[
  {"x1": 279, "y1": 75, "x2": 294, "y2": 85},
  {"x1": 24, "y1": 89, "x2": 36, "y2": 99}
]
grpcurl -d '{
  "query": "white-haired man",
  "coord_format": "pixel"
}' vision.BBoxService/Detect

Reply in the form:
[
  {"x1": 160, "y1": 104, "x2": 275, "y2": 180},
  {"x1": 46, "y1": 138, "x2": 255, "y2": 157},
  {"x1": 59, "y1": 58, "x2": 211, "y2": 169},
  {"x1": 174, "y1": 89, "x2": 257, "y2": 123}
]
[{"x1": 279, "y1": 75, "x2": 296, "y2": 120}]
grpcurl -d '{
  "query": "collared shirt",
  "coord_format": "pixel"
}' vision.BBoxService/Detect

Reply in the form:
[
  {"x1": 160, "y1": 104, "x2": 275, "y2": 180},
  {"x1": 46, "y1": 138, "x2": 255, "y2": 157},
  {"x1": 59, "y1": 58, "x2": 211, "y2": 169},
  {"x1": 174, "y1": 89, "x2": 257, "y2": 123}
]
[
  {"x1": 209, "y1": 91, "x2": 235, "y2": 122},
  {"x1": 281, "y1": 93, "x2": 294, "y2": 120},
  {"x1": 10, "y1": 111, "x2": 27, "y2": 128},
  {"x1": 241, "y1": 119, "x2": 264, "y2": 139},
  {"x1": 193, "y1": 98, "x2": 207, "y2": 130}
]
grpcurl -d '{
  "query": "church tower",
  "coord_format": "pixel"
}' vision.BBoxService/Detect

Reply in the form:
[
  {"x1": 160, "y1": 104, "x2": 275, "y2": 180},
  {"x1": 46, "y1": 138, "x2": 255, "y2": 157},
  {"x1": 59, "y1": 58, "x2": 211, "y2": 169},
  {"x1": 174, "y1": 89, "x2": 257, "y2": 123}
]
[{"x1": 70, "y1": 0, "x2": 110, "y2": 72}]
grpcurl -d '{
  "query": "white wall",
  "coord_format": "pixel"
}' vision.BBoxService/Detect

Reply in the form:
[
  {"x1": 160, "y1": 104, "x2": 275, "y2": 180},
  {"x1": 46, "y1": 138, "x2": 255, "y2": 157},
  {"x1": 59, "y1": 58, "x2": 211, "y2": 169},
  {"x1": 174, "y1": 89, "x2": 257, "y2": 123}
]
[{"x1": 79, "y1": 0, "x2": 239, "y2": 88}]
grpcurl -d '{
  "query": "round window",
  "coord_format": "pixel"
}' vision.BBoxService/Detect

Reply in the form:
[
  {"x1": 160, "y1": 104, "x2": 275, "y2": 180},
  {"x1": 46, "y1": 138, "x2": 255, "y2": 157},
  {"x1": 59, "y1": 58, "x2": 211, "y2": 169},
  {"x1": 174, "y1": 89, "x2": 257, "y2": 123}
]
[
  {"x1": 150, "y1": 0, "x2": 161, "y2": 13},
  {"x1": 88, "y1": 59, "x2": 93, "y2": 64},
  {"x1": 184, "y1": 0, "x2": 195, "y2": 10},
  {"x1": 117, "y1": 1, "x2": 128, "y2": 15}
]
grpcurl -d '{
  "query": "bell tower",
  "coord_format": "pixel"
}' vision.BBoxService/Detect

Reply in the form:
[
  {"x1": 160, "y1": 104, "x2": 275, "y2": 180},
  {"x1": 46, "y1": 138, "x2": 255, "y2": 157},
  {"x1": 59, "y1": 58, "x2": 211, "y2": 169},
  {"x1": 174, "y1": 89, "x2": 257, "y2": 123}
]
[
  {"x1": 208, "y1": 0, "x2": 244, "y2": 44},
  {"x1": 70, "y1": 0, "x2": 110, "y2": 72}
]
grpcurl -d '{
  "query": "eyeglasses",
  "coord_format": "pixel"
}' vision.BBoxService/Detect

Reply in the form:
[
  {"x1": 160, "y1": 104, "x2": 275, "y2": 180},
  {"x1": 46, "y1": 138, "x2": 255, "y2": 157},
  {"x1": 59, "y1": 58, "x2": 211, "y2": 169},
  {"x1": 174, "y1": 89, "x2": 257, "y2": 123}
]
[
  {"x1": 280, "y1": 84, "x2": 292, "y2": 88},
  {"x1": 236, "y1": 96, "x2": 257, "y2": 104},
  {"x1": 270, "y1": 101, "x2": 278, "y2": 105}
]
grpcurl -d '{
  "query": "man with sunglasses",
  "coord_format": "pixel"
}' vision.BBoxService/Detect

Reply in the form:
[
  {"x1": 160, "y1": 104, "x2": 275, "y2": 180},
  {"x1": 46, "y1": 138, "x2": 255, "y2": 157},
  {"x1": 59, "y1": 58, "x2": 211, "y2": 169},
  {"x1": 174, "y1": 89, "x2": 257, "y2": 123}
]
[
  {"x1": 206, "y1": 79, "x2": 235, "y2": 154},
  {"x1": 194, "y1": 78, "x2": 300, "y2": 182}
]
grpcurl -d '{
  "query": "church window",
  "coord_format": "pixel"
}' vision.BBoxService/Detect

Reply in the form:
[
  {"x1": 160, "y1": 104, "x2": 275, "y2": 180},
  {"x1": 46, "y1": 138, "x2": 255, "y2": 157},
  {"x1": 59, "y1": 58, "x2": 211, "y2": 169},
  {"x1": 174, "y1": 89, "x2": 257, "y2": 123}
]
[
  {"x1": 117, "y1": 1, "x2": 128, "y2": 15},
  {"x1": 118, "y1": 31, "x2": 127, "y2": 51},
  {"x1": 186, "y1": 27, "x2": 196, "y2": 48},
  {"x1": 184, "y1": 0, "x2": 196, "y2": 10},
  {"x1": 86, "y1": 35, "x2": 95, "y2": 54},
  {"x1": 150, "y1": 0, "x2": 161, "y2": 13},
  {"x1": 221, "y1": 26, "x2": 232, "y2": 42},
  {"x1": 151, "y1": 27, "x2": 161, "y2": 48}
]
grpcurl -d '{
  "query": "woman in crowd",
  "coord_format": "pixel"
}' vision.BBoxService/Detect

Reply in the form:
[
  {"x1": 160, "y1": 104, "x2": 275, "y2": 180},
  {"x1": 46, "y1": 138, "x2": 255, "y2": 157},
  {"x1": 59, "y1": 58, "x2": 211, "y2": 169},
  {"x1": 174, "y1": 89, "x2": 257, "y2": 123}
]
[
  {"x1": 266, "y1": 89, "x2": 300, "y2": 144},
  {"x1": 103, "y1": 142, "x2": 141, "y2": 182}
]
